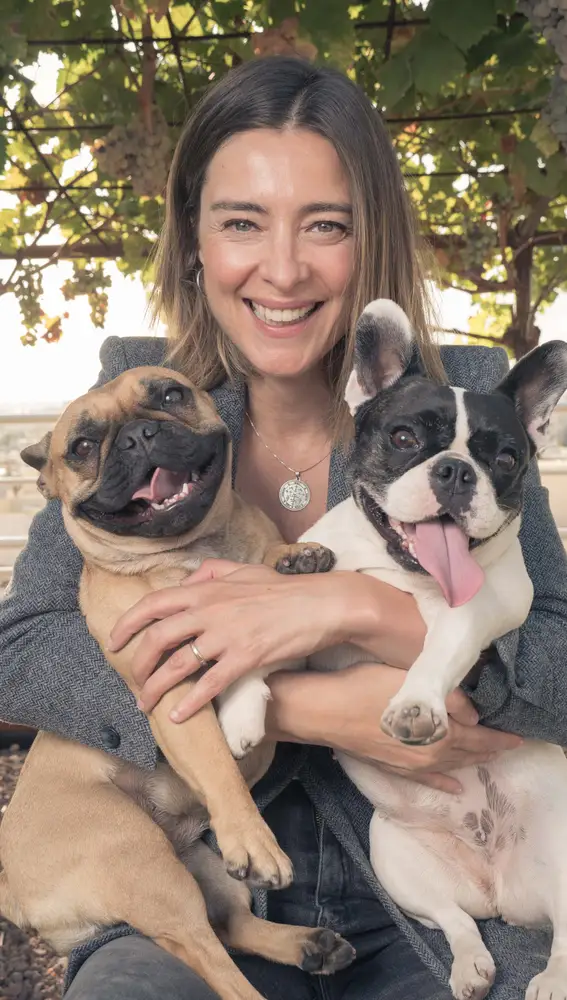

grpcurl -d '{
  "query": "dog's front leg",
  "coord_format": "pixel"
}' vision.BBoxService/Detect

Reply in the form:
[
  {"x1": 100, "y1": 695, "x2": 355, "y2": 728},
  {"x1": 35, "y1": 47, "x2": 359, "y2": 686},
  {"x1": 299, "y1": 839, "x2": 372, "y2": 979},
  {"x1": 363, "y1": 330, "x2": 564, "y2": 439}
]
[
  {"x1": 147, "y1": 685, "x2": 293, "y2": 890},
  {"x1": 212, "y1": 540, "x2": 335, "y2": 760},
  {"x1": 380, "y1": 599, "x2": 491, "y2": 745},
  {"x1": 381, "y1": 539, "x2": 533, "y2": 746}
]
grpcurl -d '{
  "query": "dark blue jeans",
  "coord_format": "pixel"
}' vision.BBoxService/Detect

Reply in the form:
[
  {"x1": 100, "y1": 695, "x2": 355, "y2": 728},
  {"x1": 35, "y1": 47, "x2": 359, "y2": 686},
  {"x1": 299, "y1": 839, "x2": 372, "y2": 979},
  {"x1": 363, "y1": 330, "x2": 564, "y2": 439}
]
[{"x1": 66, "y1": 783, "x2": 452, "y2": 999}]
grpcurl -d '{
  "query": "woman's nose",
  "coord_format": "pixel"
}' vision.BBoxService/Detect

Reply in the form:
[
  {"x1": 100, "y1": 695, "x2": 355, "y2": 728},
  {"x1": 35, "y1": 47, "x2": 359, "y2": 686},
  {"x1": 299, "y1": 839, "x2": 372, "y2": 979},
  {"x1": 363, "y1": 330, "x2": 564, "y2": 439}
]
[{"x1": 257, "y1": 229, "x2": 309, "y2": 291}]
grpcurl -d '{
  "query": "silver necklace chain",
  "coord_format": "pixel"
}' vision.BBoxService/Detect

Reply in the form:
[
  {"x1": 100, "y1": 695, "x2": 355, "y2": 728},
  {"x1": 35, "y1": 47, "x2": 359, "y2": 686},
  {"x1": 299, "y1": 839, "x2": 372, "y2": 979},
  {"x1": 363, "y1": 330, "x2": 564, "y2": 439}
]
[{"x1": 245, "y1": 412, "x2": 331, "y2": 512}]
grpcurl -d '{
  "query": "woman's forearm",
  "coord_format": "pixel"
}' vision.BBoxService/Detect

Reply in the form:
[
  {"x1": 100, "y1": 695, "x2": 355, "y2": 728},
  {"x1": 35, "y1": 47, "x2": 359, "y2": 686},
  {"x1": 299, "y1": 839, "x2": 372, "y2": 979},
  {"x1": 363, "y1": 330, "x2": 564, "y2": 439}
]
[
  {"x1": 265, "y1": 663, "x2": 523, "y2": 785},
  {"x1": 266, "y1": 663, "x2": 405, "y2": 756},
  {"x1": 343, "y1": 573, "x2": 426, "y2": 670}
]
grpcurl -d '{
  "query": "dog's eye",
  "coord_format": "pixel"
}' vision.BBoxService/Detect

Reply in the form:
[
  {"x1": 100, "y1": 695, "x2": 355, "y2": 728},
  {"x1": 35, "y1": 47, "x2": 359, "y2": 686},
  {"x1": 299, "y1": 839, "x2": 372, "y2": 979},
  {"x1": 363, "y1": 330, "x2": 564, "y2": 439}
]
[
  {"x1": 163, "y1": 387, "x2": 185, "y2": 406},
  {"x1": 496, "y1": 449, "x2": 517, "y2": 471},
  {"x1": 72, "y1": 438, "x2": 95, "y2": 459},
  {"x1": 390, "y1": 428, "x2": 419, "y2": 451}
]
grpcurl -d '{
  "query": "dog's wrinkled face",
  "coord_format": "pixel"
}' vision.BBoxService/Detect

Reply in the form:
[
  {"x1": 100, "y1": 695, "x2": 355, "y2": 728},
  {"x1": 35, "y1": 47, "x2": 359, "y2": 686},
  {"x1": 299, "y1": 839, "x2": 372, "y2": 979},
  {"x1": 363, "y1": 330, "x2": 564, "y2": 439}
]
[
  {"x1": 346, "y1": 300, "x2": 567, "y2": 607},
  {"x1": 21, "y1": 367, "x2": 230, "y2": 539}
]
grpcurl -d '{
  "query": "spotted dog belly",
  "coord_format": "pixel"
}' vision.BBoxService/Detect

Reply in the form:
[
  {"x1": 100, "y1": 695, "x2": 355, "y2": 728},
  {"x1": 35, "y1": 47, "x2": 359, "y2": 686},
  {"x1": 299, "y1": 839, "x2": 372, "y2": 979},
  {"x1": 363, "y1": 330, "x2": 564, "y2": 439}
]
[{"x1": 340, "y1": 742, "x2": 564, "y2": 923}]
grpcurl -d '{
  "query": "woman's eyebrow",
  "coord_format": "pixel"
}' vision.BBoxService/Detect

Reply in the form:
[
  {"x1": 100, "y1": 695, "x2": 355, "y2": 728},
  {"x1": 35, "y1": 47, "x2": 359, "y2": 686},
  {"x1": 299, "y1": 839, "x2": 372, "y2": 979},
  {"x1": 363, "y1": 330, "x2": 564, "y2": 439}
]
[
  {"x1": 210, "y1": 200, "x2": 267, "y2": 213},
  {"x1": 303, "y1": 202, "x2": 352, "y2": 214}
]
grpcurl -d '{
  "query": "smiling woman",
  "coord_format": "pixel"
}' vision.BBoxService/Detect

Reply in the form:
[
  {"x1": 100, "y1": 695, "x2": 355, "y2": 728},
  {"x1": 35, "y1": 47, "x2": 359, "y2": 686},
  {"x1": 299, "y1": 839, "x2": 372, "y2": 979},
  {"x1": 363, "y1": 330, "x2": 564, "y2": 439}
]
[{"x1": 1, "y1": 55, "x2": 567, "y2": 1000}]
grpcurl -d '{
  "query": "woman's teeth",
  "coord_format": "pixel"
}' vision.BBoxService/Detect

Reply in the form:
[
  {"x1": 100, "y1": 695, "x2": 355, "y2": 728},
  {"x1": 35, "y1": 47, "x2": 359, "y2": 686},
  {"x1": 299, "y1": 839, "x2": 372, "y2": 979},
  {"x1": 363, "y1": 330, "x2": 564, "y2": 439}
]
[{"x1": 249, "y1": 301, "x2": 317, "y2": 325}]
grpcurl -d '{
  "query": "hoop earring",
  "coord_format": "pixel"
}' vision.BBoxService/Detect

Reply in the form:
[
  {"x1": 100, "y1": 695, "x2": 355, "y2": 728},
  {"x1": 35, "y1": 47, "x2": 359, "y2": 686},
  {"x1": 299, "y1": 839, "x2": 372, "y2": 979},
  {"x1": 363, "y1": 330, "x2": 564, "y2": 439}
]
[{"x1": 195, "y1": 268, "x2": 204, "y2": 294}]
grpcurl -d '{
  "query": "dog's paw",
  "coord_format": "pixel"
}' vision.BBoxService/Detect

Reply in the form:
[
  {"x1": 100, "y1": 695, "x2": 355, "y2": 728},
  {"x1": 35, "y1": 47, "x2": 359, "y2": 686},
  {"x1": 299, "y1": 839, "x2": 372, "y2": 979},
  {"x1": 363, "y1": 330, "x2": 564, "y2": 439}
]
[
  {"x1": 450, "y1": 949, "x2": 496, "y2": 1000},
  {"x1": 381, "y1": 695, "x2": 448, "y2": 745},
  {"x1": 216, "y1": 820, "x2": 294, "y2": 891},
  {"x1": 217, "y1": 681, "x2": 270, "y2": 759},
  {"x1": 269, "y1": 542, "x2": 336, "y2": 576},
  {"x1": 300, "y1": 929, "x2": 356, "y2": 975},
  {"x1": 526, "y1": 964, "x2": 567, "y2": 1000}
]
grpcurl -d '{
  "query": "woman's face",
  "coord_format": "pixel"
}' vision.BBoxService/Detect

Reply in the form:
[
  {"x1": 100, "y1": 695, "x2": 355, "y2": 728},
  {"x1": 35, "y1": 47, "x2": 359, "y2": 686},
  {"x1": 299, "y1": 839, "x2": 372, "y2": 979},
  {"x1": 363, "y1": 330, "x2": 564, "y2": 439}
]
[{"x1": 198, "y1": 127, "x2": 354, "y2": 380}]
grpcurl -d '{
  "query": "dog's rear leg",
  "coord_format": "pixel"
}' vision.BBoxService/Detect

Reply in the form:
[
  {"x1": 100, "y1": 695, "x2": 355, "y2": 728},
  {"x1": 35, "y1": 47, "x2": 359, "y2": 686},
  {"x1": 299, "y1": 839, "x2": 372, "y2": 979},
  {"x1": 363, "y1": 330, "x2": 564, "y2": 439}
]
[
  {"x1": 119, "y1": 861, "x2": 267, "y2": 1000},
  {"x1": 222, "y1": 911, "x2": 355, "y2": 976},
  {"x1": 80, "y1": 792, "x2": 266, "y2": 1000},
  {"x1": 369, "y1": 814, "x2": 495, "y2": 1000},
  {"x1": 522, "y1": 828, "x2": 567, "y2": 1000},
  {"x1": 186, "y1": 840, "x2": 356, "y2": 976}
]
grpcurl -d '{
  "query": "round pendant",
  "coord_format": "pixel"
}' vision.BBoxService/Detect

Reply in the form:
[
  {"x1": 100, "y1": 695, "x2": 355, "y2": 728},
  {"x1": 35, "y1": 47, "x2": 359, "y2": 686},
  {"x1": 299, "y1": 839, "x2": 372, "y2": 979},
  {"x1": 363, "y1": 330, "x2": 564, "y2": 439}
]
[{"x1": 279, "y1": 477, "x2": 311, "y2": 512}]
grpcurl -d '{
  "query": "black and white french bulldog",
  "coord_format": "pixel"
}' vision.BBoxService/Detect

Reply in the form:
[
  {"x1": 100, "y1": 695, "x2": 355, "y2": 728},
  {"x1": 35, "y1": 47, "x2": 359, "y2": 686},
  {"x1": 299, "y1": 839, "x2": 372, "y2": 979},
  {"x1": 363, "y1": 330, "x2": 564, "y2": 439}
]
[
  {"x1": 219, "y1": 299, "x2": 567, "y2": 999},
  {"x1": 296, "y1": 300, "x2": 567, "y2": 1000}
]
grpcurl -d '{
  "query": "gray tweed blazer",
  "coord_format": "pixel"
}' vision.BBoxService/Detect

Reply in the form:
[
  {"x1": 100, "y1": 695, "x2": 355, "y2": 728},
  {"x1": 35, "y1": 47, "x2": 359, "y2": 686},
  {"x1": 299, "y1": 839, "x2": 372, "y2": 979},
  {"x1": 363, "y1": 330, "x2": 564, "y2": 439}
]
[{"x1": 1, "y1": 336, "x2": 566, "y2": 982}]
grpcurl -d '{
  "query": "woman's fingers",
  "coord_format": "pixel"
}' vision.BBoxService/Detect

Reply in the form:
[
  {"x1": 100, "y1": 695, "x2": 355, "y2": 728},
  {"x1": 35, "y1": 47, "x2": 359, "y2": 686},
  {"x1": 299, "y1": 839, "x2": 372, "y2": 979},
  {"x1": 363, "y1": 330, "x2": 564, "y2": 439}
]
[
  {"x1": 129, "y1": 610, "x2": 202, "y2": 687},
  {"x1": 170, "y1": 661, "x2": 241, "y2": 722},
  {"x1": 453, "y1": 723, "x2": 523, "y2": 755},
  {"x1": 137, "y1": 644, "x2": 207, "y2": 712},
  {"x1": 183, "y1": 559, "x2": 243, "y2": 585},
  {"x1": 108, "y1": 588, "x2": 194, "y2": 651},
  {"x1": 411, "y1": 771, "x2": 463, "y2": 795},
  {"x1": 182, "y1": 562, "x2": 279, "y2": 586},
  {"x1": 446, "y1": 689, "x2": 479, "y2": 727}
]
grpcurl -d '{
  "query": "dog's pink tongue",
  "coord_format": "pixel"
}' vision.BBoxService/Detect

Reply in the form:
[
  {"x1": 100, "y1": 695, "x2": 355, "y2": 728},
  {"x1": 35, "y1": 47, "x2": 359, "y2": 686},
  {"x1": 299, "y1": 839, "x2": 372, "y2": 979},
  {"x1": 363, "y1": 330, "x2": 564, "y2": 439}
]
[
  {"x1": 408, "y1": 519, "x2": 485, "y2": 607},
  {"x1": 131, "y1": 468, "x2": 186, "y2": 503}
]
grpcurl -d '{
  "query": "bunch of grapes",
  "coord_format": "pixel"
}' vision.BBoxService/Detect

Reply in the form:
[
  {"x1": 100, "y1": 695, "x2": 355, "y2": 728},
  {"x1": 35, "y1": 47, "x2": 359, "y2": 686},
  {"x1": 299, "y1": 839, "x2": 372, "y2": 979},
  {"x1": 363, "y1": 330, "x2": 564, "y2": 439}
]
[
  {"x1": 519, "y1": 1, "x2": 567, "y2": 154},
  {"x1": 13, "y1": 269, "x2": 44, "y2": 335},
  {"x1": 94, "y1": 107, "x2": 172, "y2": 197},
  {"x1": 61, "y1": 264, "x2": 112, "y2": 329}
]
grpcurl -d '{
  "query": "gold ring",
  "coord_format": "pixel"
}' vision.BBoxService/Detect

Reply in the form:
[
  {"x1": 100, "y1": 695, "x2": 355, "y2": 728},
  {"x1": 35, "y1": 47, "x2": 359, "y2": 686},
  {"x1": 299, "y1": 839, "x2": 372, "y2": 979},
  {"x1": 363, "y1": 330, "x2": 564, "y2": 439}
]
[{"x1": 189, "y1": 639, "x2": 208, "y2": 668}]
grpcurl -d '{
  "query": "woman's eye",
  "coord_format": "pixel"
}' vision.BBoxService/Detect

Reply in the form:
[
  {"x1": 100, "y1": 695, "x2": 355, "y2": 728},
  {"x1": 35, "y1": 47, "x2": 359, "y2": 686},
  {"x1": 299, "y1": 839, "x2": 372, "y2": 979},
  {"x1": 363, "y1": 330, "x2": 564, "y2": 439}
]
[
  {"x1": 223, "y1": 219, "x2": 256, "y2": 233},
  {"x1": 310, "y1": 221, "x2": 347, "y2": 236},
  {"x1": 390, "y1": 428, "x2": 419, "y2": 451},
  {"x1": 72, "y1": 438, "x2": 95, "y2": 459},
  {"x1": 163, "y1": 387, "x2": 185, "y2": 406},
  {"x1": 495, "y1": 449, "x2": 517, "y2": 472}
]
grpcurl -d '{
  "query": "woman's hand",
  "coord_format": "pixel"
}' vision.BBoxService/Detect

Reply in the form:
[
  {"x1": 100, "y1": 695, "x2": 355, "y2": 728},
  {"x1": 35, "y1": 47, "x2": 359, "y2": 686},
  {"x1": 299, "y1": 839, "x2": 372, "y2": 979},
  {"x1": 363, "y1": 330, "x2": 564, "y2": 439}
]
[
  {"x1": 267, "y1": 662, "x2": 523, "y2": 795},
  {"x1": 109, "y1": 558, "x2": 376, "y2": 721}
]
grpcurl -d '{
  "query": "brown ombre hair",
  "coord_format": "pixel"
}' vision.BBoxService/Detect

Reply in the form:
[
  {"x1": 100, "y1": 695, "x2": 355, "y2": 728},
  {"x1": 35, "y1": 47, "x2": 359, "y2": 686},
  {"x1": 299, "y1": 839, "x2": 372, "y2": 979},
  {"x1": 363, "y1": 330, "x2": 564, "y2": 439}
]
[{"x1": 151, "y1": 57, "x2": 445, "y2": 432}]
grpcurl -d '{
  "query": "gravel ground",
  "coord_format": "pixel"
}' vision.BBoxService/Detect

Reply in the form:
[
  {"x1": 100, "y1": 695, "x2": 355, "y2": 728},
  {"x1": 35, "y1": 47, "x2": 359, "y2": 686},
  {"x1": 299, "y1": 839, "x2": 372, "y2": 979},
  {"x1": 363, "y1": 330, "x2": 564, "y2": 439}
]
[{"x1": 0, "y1": 746, "x2": 66, "y2": 1000}]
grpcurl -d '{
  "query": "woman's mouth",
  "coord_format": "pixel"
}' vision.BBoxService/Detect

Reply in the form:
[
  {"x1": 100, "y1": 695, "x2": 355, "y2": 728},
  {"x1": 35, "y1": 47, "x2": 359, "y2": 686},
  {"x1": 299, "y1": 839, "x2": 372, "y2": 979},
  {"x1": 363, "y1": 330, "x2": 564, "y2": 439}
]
[{"x1": 245, "y1": 299, "x2": 322, "y2": 327}]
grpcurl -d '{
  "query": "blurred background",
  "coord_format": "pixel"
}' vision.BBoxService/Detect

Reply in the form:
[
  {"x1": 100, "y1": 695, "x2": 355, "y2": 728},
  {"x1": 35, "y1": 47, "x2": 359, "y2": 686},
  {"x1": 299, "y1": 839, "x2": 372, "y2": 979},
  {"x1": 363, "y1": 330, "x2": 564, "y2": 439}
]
[{"x1": 0, "y1": 0, "x2": 567, "y2": 994}]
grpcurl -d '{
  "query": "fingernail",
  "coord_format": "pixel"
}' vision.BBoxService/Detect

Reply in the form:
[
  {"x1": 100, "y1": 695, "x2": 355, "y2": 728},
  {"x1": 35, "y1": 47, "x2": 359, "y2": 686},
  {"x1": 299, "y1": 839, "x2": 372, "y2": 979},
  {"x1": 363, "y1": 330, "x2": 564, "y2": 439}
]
[
  {"x1": 136, "y1": 699, "x2": 145, "y2": 711},
  {"x1": 170, "y1": 710, "x2": 180, "y2": 722}
]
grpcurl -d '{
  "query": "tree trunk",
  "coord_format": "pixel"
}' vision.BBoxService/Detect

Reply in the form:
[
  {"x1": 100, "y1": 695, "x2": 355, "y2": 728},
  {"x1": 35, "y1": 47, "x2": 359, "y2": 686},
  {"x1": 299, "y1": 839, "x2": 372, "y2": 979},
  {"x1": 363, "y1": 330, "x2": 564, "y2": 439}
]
[{"x1": 503, "y1": 239, "x2": 540, "y2": 358}]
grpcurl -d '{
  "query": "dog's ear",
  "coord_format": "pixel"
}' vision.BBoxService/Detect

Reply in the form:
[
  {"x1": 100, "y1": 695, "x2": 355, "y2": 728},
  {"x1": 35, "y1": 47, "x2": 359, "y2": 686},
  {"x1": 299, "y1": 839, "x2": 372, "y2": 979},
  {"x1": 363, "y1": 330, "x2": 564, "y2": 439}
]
[
  {"x1": 21, "y1": 432, "x2": 54, "y2": 498},
  {"x1": 344, "y1": 299, "x2": 414, "y2": 415},
  {"x1": 496, "y1": 341, "x2": 567, "y2": 451}
]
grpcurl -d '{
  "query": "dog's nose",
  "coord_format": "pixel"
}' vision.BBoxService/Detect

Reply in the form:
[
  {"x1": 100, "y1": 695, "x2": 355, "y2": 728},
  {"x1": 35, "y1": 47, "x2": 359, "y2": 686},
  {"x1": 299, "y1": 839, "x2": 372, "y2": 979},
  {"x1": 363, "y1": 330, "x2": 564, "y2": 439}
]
[
  {"x1": 116, "y1": 420, "x2": 160, "y2": 451},
  {"x1": 432, "y1": 457, "x2": 476, "y2": 495}
]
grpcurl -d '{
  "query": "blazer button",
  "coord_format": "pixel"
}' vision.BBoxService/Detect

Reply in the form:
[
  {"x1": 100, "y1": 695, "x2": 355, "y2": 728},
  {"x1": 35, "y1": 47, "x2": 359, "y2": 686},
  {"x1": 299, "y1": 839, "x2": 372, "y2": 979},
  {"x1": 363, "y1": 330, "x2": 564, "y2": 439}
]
[{"x1": 101, "y1": 726, "x2": 121, "y2": 750}]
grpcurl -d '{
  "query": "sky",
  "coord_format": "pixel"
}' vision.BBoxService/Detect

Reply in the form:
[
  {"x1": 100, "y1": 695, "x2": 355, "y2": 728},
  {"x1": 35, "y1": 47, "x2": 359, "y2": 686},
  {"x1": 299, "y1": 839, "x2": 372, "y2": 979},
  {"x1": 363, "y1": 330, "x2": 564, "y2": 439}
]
[{"x1": 1, "y1": 53, "x2": 566, "y2": 413}]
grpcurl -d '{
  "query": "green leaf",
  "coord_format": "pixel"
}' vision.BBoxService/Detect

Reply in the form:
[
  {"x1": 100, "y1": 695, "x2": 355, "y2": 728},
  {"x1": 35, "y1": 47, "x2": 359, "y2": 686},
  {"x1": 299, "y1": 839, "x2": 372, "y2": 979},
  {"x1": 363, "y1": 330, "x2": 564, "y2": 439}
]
[
  {"x1": 376, "y1": 54, "x2": 412, "y2": 108},
  {"x1": 299, "y1": 0, "x2": 355, "y2": 69},
  {"x1": 429, "y1": 0, "x2": 497, "y2": 51},
  {"x1": 409, "y1": 30, "x2": 465, "y2": 96},
  {"x1": 531, "y1": 119, "x2": 560, "y2": 159},
  {"x1": 267, "y1": 0, "x2": 297, "y2": 22},
  {"x1": 513, "y1": 140, "x2": 567, "y2": 197}
]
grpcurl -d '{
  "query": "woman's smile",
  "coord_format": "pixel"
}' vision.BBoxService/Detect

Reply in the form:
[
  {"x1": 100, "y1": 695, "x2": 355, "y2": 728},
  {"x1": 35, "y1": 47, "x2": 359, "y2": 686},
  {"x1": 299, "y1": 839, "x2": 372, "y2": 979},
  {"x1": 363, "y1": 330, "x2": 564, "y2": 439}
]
[{"x1": 244, "y1": 298, "x2": 324, "y2": 338}]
